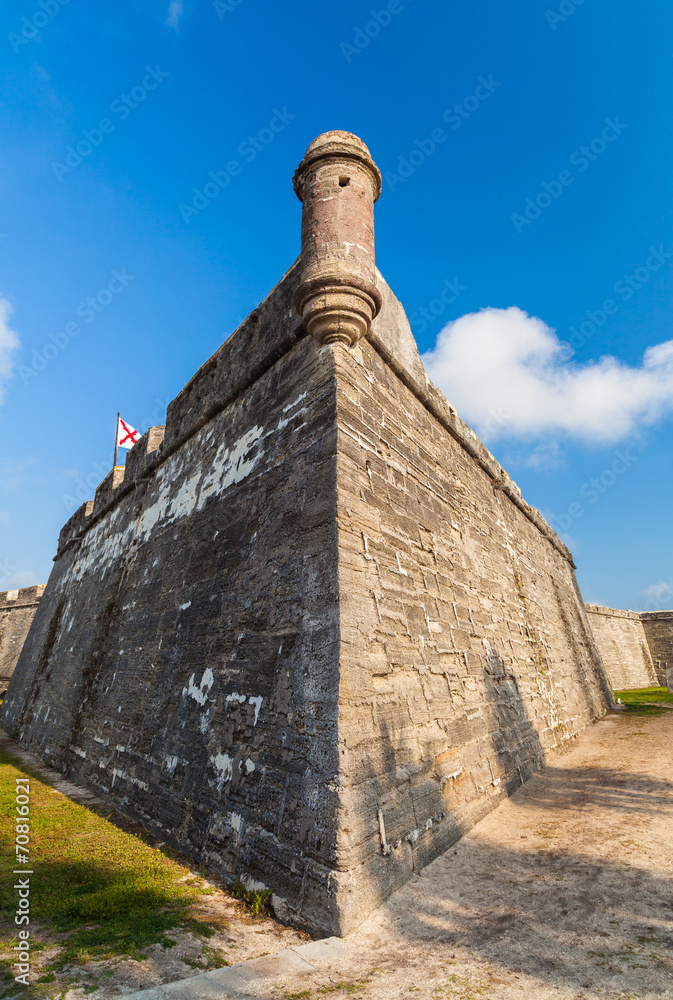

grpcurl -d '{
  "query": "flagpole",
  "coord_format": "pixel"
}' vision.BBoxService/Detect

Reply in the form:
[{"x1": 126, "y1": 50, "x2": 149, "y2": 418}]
[{"x1": 113, "y1": 412, "x2": 119, "y2": 469}]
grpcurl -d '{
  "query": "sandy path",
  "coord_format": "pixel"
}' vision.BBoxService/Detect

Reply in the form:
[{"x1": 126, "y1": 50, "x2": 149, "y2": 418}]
[{"x1": 262, "y1": 710, "x2": 673, "y2": 1000}]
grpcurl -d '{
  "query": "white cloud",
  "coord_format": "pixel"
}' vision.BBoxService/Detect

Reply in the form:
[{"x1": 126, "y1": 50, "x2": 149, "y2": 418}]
[
  {"x1": 0, "y1": 457, "x2": 37, "y2": 489},
  {"x1": 523, "y1": 441, "x2": 565, "y2": 470},
  {"x1": 421, "y1": 306, "x2": 673, "y2": 445},
  {"x1": 166, "y1": 0, "x2": 183, "y2": 29},
  {"x1": 0, "y1": 298, "x2": 20, "y2": 402},
  {"x1": 641, "y1": 581, "x2": 673, "y2": 601}
]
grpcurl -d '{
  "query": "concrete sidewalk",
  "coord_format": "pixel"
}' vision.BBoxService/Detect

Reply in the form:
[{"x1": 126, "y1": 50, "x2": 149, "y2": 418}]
[{"x1": 122, "y1": 939, "x2": 354, "y2": 1000}]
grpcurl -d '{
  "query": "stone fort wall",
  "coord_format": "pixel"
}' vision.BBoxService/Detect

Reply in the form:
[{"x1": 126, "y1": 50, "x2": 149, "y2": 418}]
[
  {"x1": 1, "y1": 264, "x2": 348, "y2": 936},
  {"x1": 0, "y1": 131, "x2": 613, "y2": 937},
  {"x1": 585, "y1": 605, "x2": 669, "y2": 689},
  {"x1": 0, "y1": 586, "x2": 45, "y2": 695},
  {"x1": 331, "y1": 288, "x2": 611, "y2": 918},
  {"x1": 640, "y1": 612, "x2": 673, "y2": 687}
]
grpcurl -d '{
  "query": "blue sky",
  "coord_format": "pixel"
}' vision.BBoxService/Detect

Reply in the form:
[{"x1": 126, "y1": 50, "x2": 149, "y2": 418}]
[{"x1": 1, "y1": 0, "x2": 671, "y2": 612}]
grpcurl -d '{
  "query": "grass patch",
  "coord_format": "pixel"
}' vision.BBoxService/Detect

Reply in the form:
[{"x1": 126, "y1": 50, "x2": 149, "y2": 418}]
[
  {"x1": 613, "y1": 687, "x2": 673, "y2": 716},
  {"x1": 229, "y1": 880, "x2": 272, "y2": 917},
  {"x1": 0, "y1": 746, "x2": 218, "y2": 972}
]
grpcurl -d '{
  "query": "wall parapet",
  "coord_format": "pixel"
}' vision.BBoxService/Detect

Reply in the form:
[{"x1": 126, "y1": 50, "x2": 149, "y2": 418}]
[
  {"x1": 584, "y1": 604, "x2": 641, "y2": 621},
  {"x1": 55, "y1": 262, "x2": 306, "y2": 561},
  {"x1": 366, "y1": 294, "x2": 574, "y2": 568},
  {"x1": 0, "y1": 586, "x2": 45, "y2": 610}
]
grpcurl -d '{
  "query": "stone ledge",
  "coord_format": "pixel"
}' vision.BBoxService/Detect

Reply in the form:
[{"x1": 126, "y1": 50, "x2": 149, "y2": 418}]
[
  {"x1": 0, "y1": 585, "x2": 45, "y2": 609},
  {"x1": 120, "y1": 937, "x2": 354, "y2": 1000},
  {"x1": 55, "y1": 263, "x2": 307, "y2": 560},
  {"x1": 366, "y1": 275, "x2": 574, "y2": 568},
  {"x1": 585, "y1": 605, "x2": 642, "y2": 620}
]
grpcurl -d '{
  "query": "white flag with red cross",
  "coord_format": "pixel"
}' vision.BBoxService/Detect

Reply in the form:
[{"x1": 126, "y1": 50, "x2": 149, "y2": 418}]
[{"x1": 116, "y1": 416, "x2": 140, "y2": 450}]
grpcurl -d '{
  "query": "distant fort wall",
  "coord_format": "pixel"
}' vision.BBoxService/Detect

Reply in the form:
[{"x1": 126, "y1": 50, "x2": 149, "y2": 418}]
[
  {"x1": 585, "y1": 605, "x2": 671, "y2": 689},
  {"x1": 639, "y1": 611, "x2": 673, "y2": 687},
  {"x1": 0, "y1": 586, "x2": 45, "y2": 695}
]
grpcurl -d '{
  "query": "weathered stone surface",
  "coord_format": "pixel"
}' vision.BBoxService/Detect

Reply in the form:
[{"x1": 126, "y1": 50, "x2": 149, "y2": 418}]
[
  {"x1": 2, "y1": 267, "x2": 344, "y2": 936},
  {"x1": 0, "y1": 586, "x2": 45, "y2": 694},
  {"x1": 640, "y1": 611, "x2": 673, "y2": 687},
  {"x1": 585, "y1": 605, "x2": 669, "y2": 689},
  {"x1": 327, "y1": 283, "x2": 611, "y2": 930},
  {"x1": 294, "y1": 131, "x2": 382, "y2": 347},
  {"x1": 1, "y1": 132, "x2": 613, "y2": 938}
]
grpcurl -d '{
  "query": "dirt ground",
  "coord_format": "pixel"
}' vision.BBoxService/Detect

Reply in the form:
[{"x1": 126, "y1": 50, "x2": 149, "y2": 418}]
[
  {"x1": 14, "y1": 889, "x2": 310, "y2": 999},
  {"x1": 0, "y1": 733, "x2": 310, "y2": 999},
  {"x1": 6, "y1": 710, "x2": 673, "y2": 1000},
  {"x1": 260, "y1": 709, "x2": 673, "y2": 1000}
]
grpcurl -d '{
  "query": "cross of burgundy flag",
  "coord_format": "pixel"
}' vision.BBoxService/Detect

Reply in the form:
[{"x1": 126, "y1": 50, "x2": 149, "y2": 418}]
[
  {"x1": 116, "y1": 416, "x2": 140, "y2": 450},
  {"x1": 113, "y1": 413, "x2": 140, "y2": 467}
]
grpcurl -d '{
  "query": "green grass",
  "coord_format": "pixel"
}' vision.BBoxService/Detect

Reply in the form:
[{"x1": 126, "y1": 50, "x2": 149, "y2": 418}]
[
  {"x1": 229, "y1": 880, "x2": 272, "y2": 917},
  {"x1": 0, "y1": 747, "x2": 217, "y2": 973},
  {"x1": 613, "y1": 686, "x2": 673, "y2": 716}
]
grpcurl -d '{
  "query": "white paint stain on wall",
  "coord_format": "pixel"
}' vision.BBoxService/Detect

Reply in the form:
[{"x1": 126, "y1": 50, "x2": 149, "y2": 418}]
[
  {"x1": 229, "y1": 811, "x2": 244, "y2": 837},
  {"x1": 211, "y1": 752, "x2": 233, "y2": 790},
  {"x1": 183, "y1": 668, "x2": 214, "y2": 705},
  {"x1": 198, "y1": 425, "x2": 265, "y2": 511},
  {"x1": 63, "y1": 417, "x2": 275, "y2": 587},
  {"x1": 276, "y1": 392, "x2": 308, "y2": 432},
  {"x1": 248, "y1": 695, "x2": 263, "y2": 724},
  {"x1": 225, "y1": 692, "x2": 263, "y2": 724}
]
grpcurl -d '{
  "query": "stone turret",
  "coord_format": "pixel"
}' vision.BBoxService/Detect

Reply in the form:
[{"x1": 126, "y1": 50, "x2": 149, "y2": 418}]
[{"x1": 293, "y1": 130, "x2": 382, "y2": 347}]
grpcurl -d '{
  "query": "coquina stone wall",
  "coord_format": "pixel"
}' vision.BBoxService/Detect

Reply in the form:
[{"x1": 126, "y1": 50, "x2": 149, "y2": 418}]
[
  {"x1": 640, "y1": 612, "x2": 673, "y2": 687},
  {"x1": 585, "y1": 605, "x2": 669, "y2": 689},
  {"x1": 0, "y1": 586, "x2": 45, "y2": 694},
  {"x1": 1, "y1": 264, "x2": 347, "y2": 936},
  {"x1": 0, "y1": 132, "x2": 613, "y2": 937},
  {"x1": 331, "y1": 284, "x2": 611, "y2": 922}
]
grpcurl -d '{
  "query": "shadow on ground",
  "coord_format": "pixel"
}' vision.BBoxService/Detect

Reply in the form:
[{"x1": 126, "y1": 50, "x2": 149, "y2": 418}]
[{"x1": 360, "y1": 746, "x2": 673, "y2": 996}]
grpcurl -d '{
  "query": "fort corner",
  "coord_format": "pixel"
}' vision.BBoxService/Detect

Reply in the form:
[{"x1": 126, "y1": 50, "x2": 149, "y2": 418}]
[{"x1": 1, "y1": 131, "x2": 615, "y2": 937}]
